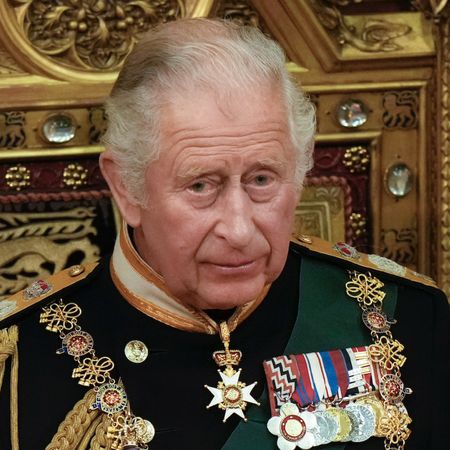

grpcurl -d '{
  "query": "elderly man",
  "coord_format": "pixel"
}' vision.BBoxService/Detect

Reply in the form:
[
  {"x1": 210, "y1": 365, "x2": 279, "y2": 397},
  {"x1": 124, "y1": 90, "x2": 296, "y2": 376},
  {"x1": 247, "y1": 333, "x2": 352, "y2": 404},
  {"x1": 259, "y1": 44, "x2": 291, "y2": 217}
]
[{"x1": 0, "y1": 18, "x2": 448, "y2": 450}]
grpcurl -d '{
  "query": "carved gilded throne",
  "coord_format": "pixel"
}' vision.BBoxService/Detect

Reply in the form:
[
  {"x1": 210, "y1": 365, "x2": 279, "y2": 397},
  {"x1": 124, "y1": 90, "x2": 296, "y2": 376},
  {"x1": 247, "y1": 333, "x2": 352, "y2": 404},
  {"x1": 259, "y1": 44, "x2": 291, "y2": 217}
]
[{"x1": 0, "y1": 0, "x2": 449, "y2": 297}]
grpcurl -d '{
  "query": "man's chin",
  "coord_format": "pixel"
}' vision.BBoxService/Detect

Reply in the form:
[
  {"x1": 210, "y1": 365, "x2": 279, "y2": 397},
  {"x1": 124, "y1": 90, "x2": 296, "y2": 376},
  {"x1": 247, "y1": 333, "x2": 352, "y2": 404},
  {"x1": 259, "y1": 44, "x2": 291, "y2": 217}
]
[{"x1": 184, "y1": 284, "x2": 267, "y2": 311}]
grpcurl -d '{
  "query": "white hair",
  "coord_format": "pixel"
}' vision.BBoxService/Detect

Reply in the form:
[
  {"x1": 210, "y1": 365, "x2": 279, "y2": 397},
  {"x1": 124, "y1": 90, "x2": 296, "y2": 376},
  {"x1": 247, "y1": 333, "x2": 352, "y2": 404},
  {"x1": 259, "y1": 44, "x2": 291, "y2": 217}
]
[{"x1": 103, "y1": 18, "x2": 315, "y2": 202}]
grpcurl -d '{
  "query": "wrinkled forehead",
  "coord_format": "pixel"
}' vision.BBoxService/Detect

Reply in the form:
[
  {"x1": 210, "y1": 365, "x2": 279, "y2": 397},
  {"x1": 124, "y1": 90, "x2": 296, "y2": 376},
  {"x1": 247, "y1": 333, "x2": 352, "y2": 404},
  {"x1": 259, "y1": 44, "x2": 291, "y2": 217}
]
[{"x1": 160, "y1": 82, "x2": 289, "y2": 134}]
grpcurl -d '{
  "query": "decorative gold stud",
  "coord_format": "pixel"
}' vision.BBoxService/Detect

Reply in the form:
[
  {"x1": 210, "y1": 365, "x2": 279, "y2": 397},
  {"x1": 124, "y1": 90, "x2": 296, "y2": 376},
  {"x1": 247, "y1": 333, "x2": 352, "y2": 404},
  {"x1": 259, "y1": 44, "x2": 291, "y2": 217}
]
[
  {"x1": 125, "y1": 340, "x2": 149, "y2": 364},
  {"x1": 68, "y1": 264, "x2": 85, "y2": 277},
  {"x1": 296, "y1": 234, "x2": 312, "y2": 244}
]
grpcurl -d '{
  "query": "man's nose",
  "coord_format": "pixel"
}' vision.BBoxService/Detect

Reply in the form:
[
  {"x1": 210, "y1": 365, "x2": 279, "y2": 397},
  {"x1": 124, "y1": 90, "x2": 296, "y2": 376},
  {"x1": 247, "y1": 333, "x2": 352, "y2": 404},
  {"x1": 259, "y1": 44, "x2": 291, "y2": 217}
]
[{"x1": 214, "y1": 185, "x2": 255, "y2": 248}]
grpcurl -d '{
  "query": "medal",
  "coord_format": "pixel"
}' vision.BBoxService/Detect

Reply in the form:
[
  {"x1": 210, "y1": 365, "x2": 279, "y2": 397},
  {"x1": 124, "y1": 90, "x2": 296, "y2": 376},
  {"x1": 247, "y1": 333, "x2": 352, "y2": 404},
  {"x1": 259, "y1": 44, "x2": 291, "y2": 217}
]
[
  {"x1": 205, "y1": 322, "x2": 259, "y2": 421},
  {"x1": 312, "y1": 409, "x2": 339, "y2": 445},
  {"x1": 345, "y1": 403, "x2": 376, "y2": 442},
  {"x1": 41, "y1": 300, "x2": 155, "y2": 450},
  {"x1": 357, "y1": 394, "x2": 386, "y2": 437},
  {"x1": 379, "y1": 373, "x2": 412, "y2": 403},
  {"x1": 328, "y1": 407, "x2": 352, "y2": 441},
  {"x1": 267, "y1": 402, "x2": 317, "y2": 450}
]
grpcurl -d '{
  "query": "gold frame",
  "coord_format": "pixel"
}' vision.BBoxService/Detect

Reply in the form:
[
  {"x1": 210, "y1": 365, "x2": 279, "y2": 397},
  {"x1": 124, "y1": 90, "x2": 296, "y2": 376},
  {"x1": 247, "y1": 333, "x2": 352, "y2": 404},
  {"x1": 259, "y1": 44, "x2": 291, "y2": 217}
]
[{"x1": 0, "y1": 0, "x2": 448, "y2": 293}]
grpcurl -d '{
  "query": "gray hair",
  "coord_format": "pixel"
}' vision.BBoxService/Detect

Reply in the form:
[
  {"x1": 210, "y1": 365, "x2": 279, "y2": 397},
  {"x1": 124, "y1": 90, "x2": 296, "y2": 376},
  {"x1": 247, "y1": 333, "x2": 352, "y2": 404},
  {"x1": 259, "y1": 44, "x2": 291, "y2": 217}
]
[{"x1": 103, "y1": 18, "x2": 315, "y2": 202}]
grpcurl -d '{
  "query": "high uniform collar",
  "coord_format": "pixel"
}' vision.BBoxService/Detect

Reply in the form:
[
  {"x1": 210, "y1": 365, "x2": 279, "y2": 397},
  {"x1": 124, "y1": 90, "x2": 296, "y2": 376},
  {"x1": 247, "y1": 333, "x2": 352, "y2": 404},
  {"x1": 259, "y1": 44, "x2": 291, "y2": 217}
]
[{"x1": 110, "y1": 224, "x2": 270, "y2": 334}]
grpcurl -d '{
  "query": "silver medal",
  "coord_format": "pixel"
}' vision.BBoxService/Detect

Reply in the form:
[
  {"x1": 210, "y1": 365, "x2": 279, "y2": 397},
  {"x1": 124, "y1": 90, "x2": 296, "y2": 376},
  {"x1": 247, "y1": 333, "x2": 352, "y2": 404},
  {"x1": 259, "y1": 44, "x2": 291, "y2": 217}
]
[
  {"x1": 346, "y1": 403, "x2": 376, "y2": 442},
  {"x1": 312, "y1": 410, "x2": 339, "y2": 445}
]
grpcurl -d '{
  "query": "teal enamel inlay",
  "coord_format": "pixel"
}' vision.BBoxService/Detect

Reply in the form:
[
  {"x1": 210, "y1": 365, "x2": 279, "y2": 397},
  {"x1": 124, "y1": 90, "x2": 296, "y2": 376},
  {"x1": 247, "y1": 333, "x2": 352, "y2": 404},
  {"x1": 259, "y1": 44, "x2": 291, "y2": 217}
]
[{"x1": 222, "y1": 254, "x2": 398, "y2": 450}]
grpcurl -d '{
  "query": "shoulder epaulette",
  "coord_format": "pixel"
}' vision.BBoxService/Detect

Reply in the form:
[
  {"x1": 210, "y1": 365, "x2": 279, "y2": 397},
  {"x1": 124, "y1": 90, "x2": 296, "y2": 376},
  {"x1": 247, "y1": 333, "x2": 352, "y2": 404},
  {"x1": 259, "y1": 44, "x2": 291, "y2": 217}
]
[
  {"x1": 0, "y1": 262, "x2": 99, "y2": 324},
  {"x1": 291, "y1": 234, "x2": 438, "y2": 288}
]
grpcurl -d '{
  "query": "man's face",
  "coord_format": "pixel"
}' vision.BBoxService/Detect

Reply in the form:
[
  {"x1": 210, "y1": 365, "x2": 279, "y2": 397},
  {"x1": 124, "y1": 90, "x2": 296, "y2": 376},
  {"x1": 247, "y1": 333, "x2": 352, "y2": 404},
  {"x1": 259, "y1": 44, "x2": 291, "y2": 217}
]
[{"x1": 133, "y1": 85, "x2": 300, "y2": 309}]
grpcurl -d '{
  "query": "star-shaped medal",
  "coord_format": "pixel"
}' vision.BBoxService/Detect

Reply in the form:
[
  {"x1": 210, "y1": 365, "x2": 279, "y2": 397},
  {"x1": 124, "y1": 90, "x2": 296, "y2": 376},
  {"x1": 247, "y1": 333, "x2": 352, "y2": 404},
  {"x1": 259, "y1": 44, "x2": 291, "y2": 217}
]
[{"x1": 205, "y1": 367, "x2": 259, "y2": 422}]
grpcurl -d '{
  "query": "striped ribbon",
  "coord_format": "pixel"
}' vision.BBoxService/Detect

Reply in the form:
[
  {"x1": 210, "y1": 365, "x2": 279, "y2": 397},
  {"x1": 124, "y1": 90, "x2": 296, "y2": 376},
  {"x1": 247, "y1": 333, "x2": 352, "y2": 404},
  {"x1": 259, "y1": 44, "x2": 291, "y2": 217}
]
[{"x1": 263, "y1": 346, "x2": 384, "y2": 414}]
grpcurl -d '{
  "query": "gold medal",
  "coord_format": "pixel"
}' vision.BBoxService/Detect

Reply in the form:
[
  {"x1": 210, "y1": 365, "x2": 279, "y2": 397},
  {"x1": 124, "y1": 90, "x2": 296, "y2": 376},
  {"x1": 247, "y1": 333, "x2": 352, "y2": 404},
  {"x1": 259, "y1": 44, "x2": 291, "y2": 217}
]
[
  {"x1": 357, "y1": 394, "x2": 386, "y2": 437},
  {"x1": 328, "y1": 407, "x2": 352, "y2": 441}
]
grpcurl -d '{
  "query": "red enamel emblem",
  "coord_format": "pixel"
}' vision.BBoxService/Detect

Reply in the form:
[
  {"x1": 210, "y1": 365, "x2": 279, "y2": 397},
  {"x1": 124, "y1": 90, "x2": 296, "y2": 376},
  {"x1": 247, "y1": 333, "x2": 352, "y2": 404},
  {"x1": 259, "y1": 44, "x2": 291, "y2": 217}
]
[{"x1": 280, "y1": 415, "x2": 306, "y2": 442}]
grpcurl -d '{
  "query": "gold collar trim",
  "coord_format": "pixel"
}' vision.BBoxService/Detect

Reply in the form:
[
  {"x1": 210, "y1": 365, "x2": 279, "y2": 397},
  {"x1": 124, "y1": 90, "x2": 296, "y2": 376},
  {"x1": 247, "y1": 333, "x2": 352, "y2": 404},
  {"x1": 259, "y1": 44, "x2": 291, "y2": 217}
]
[{"x1": 111, "y1": 224, "x2": 270, "y2": 334}]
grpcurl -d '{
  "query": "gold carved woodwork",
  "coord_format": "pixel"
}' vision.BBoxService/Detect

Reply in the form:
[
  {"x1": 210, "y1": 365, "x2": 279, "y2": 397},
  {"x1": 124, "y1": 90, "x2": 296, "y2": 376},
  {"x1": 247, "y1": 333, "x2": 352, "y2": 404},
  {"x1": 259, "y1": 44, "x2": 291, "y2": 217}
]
[
  {"x1": 0, "y1": 207, "x2": 100, "y2": 298},
  {"x1": 215, "y1": 0, "x2": 261, "y2": 27},
  {"x1": 295, "y1": 177, "x2": 352, "y2": 244},
  {"x1": 88, "y1": 106, "x2": 107, "y2": 144},
  {"x1": 382, "y1": 91, "x2": 419, "y2": 129},
  {"x1": 311, "y1": 0, "x2": 412, "y2": 53},
  {"x1": 381, "y1": 228, "x2": 417, "y2": 265},
  {"x1": 0, "y1": 43, "x2": 24, "y2": 74},
  {"x1": 413, "y1": 1, "x2": 450, "y2": 292},
  {"x1": 0, "y1": 1, "x2": 447, "y2": 294},
  {"x1": 0, "y1": 0, "x2": 186, "y2": 81},
  {"x1": 0, "y1": 111, "x2": 26, "y2": 148}
]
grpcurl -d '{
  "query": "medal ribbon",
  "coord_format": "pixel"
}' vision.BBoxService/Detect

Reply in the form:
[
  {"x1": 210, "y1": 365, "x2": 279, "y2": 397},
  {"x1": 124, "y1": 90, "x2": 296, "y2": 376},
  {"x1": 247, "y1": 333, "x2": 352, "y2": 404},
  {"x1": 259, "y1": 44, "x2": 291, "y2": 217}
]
[{"x1": 264, "y1": 346, "x2": 381, "y2": 414}]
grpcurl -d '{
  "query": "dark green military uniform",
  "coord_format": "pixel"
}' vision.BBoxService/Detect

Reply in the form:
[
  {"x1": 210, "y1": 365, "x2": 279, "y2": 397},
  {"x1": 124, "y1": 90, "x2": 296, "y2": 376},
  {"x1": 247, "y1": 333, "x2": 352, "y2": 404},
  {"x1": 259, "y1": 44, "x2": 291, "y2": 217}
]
[{"x1": 0, "y1": 236, "x2": 448, "y2": 450}]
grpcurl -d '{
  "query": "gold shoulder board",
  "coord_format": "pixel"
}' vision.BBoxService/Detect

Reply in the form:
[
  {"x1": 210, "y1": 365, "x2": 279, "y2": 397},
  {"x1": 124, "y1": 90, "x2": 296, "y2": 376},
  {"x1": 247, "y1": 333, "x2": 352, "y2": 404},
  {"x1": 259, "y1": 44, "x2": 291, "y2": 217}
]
[
  {"x1": 291, "y1": 234, "x2": 437, "y2": 288},
  {"x1": 0, "y1": 262, "x2": 98, "y2": 324}
]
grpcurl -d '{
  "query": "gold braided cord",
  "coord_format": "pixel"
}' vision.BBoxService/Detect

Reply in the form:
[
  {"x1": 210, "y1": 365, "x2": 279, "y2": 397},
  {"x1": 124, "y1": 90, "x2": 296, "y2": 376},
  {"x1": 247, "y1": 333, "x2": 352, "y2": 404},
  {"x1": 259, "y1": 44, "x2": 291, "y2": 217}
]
[
  {"x1": 89, "y1": 414, "x2": 112, "y2": 450},
  {"x1": 0, "y1": 325, "x2": 19, "y2": 450},
  {"x1": 45, "y1": 389, "x2": 101, "y2": 450},
  {"x1": 77, "y1": 415, "x2": 104, "y2": 450}
]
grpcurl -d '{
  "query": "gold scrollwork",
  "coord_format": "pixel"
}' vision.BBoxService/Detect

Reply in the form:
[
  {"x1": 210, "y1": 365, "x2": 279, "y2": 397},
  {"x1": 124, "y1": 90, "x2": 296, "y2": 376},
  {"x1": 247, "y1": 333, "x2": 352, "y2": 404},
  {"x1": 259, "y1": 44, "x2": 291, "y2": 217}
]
[
  {"x1": 40, "y1": 301, "x2": 82, "y2": 332},
  {"x1": 346, "y1": 272, "x2": 386, "y2": 307},
  {"x1": 0, "y1": 111, "x2": 26, "y2": 148},
  {"x1": 72, "y1": 356, "x2": 114, "y2": 386},
  {"x1": 215, "y1": 0, "x2": 261, "y2": 28},
  {"x1": 350, "y1": 212, "x2": 367, "y2": 237},
  {"x1": 311, "y1": 0, "x2": 412, "y2": 52},
  {"x1": 342, "y1": 146, "x2": 370, "y2": 173},
  {"x1": 369, "y1": 335, "x2": 406, "y2": 371},
  {"x1": 63, "y1": 163, "x2": 88, "y2": 189},
  {"x1": 5, "y1": 164, "x2": 31, "y2": 191},
  {"x1": 382, "y1": 91, "x2": 419, "y2": 129},
  {"x1": 0, "y1": 45, "x2": 25, "y2": 74},
  {"x1": 0, "y1": 207, "x2": 100, "y2": 297},
  {"x1": 8, "y1": 0, "x2": 185, "y2": 71}
]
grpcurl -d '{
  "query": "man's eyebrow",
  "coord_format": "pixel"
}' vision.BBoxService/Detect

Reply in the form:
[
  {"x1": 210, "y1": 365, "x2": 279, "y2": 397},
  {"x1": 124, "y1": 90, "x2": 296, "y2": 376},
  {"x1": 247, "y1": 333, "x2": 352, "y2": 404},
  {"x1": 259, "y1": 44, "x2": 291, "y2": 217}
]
[
  {"x1": 250, "y1": 158, "x2": 287, "y2": 170},
  {"x1": 176, "y1": 166, "x2": 221, "y2": 180}
]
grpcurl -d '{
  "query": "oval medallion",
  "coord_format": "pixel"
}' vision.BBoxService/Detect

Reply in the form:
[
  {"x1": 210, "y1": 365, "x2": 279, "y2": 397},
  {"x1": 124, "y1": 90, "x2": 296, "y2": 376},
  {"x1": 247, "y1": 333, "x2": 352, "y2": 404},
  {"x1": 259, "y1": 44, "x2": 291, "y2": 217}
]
[
  {"x1": 63, "y1": 330, "x2": 94, "y2": 357},
  {"x1": 95, "y1": 383, "x2": 128, "y2": 414},
  {"x1": 379, "y1": 374, "x2": 406, "y2": 403},
  {"x1": 362, "y1": 308, "x2": 390, "y2": 333},
  {"x1": 280, "y1": 415, "x2": 306, "y2": 442},
  {"x1": 223, "y1": 385, "x2": 242, "y2": 406}
]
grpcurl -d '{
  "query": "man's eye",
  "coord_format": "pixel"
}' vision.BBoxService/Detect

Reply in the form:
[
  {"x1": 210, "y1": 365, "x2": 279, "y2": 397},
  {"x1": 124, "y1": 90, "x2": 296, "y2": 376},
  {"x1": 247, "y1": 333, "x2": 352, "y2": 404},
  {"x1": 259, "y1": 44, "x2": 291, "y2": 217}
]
[
  {"x1": 253, "y1": 174, "x2": 271, "y2": 186},
  {"x1": 189, "y1": 181, "x2": 207, "y2": 193}
]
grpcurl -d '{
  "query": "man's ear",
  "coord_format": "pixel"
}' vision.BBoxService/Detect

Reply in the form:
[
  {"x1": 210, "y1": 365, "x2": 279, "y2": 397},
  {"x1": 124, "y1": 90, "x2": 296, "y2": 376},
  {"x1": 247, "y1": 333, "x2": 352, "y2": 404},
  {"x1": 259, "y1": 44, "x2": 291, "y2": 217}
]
[{"x1": 99, "y1": 150, "x2": 142, "y2": 228}]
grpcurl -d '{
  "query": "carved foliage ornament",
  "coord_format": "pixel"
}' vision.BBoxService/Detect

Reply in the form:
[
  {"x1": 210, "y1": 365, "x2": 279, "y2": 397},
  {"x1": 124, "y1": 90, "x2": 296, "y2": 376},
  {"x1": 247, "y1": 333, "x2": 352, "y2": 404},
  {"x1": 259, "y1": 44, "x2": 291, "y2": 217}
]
[
  {"x1": 216, "y1": 0, "x2": 261, "y2": 28},
  {"x1": 8, "y1": 0, "x2": 184, "y2": 71},
  {"x1": 0, "y1": 207, "x2": 100, "y2": 297},
  {"x1": 311, "y1": 0, "x2": 412, "y2": 52},
  {"x1": 412, "y1": 0, "x2": 450, "y2": 19}
]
